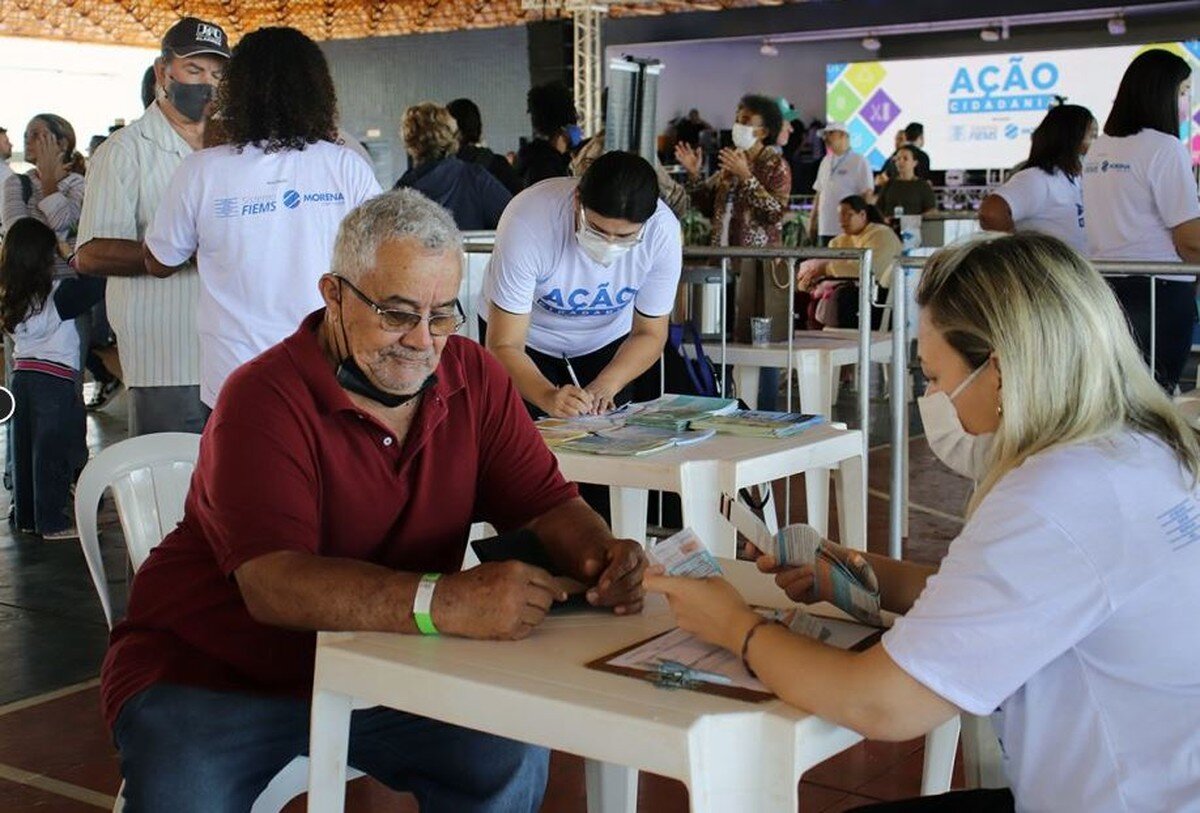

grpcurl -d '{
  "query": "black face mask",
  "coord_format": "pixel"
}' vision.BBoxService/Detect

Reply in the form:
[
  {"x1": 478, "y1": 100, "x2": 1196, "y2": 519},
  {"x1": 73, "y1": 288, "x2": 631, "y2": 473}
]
[
  {"x1": 165, "y1": 79, "x2": 214, "y2": 123},
  {"x1": 334, "y1": 292, "x2": 435, "y2": 408}
]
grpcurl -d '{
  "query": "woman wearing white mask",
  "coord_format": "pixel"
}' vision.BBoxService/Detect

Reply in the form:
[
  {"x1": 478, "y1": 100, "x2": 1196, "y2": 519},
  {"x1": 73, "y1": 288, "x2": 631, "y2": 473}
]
[
  {"x1": 484, "y1": 151, "x2": 682, "y2": 418},
  {"x1": 676, "y1": 94, "x2": 792, "y2": 406},
  {"x1": 647, "y1": 233, "x2": 1200, "y2": 812}
]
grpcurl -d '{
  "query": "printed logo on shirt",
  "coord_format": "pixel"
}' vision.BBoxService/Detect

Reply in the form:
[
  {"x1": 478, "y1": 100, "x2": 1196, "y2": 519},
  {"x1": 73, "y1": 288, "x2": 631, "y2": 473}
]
[
  {"x1": 213, "y1": 194, "x2": 278, "y2": 217},
  {"x1": 281, "y1": 189, "x2": 347, "y2": 209},
  {"x1": 214, "y1": 197, "x2": 240, "y2": 218},
  {"x1": 1085, "y1": 160, "x2": 1132, "y2": 175},
  {"x1": 1157, "y1": 497, "x2": 1200, "y2": 551},
  {"x1": 535, "y1": 283, "x2": 638, "y2": 317}
]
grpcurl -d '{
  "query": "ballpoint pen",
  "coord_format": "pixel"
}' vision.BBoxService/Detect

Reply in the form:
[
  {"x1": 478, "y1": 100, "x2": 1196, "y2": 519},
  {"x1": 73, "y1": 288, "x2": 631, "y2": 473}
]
[{"x1": 562, "y1": 353, "x2": 582, "y2": 388}]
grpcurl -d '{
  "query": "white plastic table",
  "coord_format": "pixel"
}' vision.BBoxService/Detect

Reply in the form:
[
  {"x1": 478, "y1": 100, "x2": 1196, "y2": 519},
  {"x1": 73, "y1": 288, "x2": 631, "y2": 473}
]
[
  {"x1": 553, "y1": 424, "x2": 866, "y2": 556},
  {"x1": 701, "y1": 331, "x2": 893, "y2": 419},
  {"x1": 692, "y1": 332, "x2": 898, "y2": 536},
  {"x1": 307, "y1": 560, "x2": 867, "y2": 813}
]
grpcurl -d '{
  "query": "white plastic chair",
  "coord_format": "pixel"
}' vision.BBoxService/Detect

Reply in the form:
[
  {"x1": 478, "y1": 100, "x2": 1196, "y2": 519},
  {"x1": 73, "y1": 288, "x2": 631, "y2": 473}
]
[{"x1": 73, "y1": 432, "x2": 362, "y2": 812}]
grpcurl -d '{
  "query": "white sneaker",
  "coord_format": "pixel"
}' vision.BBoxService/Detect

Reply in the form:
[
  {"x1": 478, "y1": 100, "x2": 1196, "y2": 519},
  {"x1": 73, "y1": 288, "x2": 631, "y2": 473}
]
[{"x1": 42, "y1": 526, "x2": 79, "y2": 541}]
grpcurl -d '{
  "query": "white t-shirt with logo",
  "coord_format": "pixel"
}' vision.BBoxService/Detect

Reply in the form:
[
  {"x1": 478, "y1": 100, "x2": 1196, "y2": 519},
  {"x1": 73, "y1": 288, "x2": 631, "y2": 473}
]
[
  {"x1": 484, "y1": 177, "x2": 682, "y2": 357},
  {"x1": 813, "y1": 150, "x2": 873, "y2": 237},
  {"x1": 147, "y1": 140, "x2": 381, "y2": 406},
  {"x1": 883, "y1": 431, "x2": 1200, "y2": 813},
  {"x1": 995, "y1": 166, "x2": 1086, "y2": 253},
  {"x1": 1083, "y1": 129, "x2": 1200, "y2": 263}
]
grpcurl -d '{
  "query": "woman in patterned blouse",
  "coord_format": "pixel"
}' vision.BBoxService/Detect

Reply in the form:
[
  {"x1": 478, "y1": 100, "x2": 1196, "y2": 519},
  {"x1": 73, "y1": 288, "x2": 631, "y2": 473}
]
[{"x1": 676, "y1": 95, "x2": 792, "y2": 405}]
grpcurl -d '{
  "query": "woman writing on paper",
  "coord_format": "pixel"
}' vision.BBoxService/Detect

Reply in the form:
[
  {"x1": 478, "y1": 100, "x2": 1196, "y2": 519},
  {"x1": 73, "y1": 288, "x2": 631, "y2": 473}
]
[
  {"x1": 483, "y1": 151, "x2": 681, "y2": 418},
  {"x1": 648, "y1": 233, "x2": 1200, "y2": 812}
]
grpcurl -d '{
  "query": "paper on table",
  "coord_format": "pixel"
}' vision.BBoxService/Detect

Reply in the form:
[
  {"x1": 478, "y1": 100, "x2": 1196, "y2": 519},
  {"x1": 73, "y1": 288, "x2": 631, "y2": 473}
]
[{"x1": 606, "y1": 626, "x2": 769, "y2": 693}]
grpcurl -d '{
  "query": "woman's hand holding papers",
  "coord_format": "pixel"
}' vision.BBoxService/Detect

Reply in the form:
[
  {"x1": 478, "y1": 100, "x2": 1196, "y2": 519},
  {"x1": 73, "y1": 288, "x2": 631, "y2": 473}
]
[
  {"x1": 755, "y1": 553, "x2": 817, "y2": 603},
  {"x1": 644, "y1": 572, "x2": 762, "y2": 654}
]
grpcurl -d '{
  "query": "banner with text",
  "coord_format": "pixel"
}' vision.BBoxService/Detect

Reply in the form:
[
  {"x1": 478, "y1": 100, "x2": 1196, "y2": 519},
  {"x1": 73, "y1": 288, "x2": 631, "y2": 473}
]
[{"x1": 826, "y1": 41, "x2": 1200, "y2": 171}]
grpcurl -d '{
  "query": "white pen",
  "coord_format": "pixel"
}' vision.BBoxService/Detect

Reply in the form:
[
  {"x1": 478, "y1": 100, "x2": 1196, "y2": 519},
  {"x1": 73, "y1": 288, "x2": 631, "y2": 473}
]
[{"x1": 562, "y1": 353, "x2": 582, "y2": 388}]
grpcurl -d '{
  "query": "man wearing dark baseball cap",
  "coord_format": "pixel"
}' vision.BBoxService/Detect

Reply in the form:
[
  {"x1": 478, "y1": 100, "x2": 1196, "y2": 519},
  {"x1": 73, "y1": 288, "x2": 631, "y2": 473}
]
[
  {"x1": 156, "y1": 17, "x2": 230, "y2": 124},
  {"x1": 75, "y1": 16, "x2": 229, "y2": 438}
]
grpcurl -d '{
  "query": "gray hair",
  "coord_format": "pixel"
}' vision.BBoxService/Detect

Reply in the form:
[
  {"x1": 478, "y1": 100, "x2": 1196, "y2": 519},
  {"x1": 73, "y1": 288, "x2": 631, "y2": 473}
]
[{"x1": 331, "y1": 188, "x2": 462, "y2": 282}]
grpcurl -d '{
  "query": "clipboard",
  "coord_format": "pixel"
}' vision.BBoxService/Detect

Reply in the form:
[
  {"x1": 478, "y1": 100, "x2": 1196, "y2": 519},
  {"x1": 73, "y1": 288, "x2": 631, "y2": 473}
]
[
  {"x1": 585, "y1": 610, "x2": 884, "y2": 704},
  {"x1": 585, "y1": 629, "x2": 775, "y2": 703}
]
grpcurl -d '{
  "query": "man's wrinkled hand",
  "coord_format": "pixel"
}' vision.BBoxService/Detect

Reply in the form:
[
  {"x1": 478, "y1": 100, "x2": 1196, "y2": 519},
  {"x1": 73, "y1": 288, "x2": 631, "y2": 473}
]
[
  {"x1": 580, "y1": 538, "x2": 646, "y2": 615},
  {"x1": 435, "y1": 561, "x2": 566, "y2": 640}
]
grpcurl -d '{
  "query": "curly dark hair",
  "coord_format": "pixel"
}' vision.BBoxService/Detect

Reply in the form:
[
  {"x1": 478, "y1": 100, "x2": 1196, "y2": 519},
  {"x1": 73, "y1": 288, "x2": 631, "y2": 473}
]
[
  {"x1": 527, "y1": 82, "x2": 577, "y2": 138},
  {"x1": 215, "y1": 26, "x2": 337, "y2": 153},
  {"x1": 0, "y1": 218, "x2": 57, "y2": 334}
]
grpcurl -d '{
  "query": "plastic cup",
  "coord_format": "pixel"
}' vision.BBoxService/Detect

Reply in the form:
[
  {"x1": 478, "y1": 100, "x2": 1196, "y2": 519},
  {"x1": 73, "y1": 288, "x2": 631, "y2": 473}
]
[{"x1": 751, "y1": 317, "x2": 772, "y2": 346}]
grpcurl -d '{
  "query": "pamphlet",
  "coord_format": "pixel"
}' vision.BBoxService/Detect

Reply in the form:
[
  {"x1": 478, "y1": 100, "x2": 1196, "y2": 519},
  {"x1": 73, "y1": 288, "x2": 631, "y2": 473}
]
[
  {"x1": 623, "y1": 394, "x2": 739, "y2": 431},
  {"x1": 691, "y1": 410, "x2": 825, "y2": 438}
]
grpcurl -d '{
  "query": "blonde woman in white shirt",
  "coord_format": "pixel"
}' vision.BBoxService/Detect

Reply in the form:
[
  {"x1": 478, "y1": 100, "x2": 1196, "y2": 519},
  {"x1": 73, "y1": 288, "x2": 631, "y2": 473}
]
[
  {"x1": 649, "y1": 233, "x2": 1200, "y2": 812},
  {"x1": 1083, "y1": 49, "x2": 1200, "y2": 391}
]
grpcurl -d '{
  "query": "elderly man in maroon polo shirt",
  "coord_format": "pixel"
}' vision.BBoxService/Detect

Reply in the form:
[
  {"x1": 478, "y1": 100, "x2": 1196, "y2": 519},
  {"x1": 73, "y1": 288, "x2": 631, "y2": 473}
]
[{"x1": 100, "y1": 188, "x2": 647, "y2": 812}]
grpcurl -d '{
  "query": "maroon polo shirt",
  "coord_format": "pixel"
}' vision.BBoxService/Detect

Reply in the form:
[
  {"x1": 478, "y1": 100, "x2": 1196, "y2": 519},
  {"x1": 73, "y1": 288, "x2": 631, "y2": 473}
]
[{"x1": 100, "y1": 311, "x2": 579, "y2": 729}]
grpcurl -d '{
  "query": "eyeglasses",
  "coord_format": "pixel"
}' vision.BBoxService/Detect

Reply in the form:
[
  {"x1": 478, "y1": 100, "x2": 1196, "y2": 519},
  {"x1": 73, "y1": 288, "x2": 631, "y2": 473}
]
[
  {"x1": 333, "y1": 275, "x2": 466, "y2": 336},
  {"x1": 578, "y1": 206, "x2": 644, "y2": 248}
]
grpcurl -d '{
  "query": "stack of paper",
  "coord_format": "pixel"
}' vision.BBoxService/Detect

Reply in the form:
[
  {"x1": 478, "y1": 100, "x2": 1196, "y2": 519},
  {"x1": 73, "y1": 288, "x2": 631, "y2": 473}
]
[
  {"x1": 535, "y1": 414, "x2": 626, "y2": 447},
  {"x1": 691, "y1": 410, "x2": 825, "y2": 437},
  {"x1": 554, "y1": 425, "x2": 716, "y2": 457},
  {"x1": 624, "y1": 394, "x2": 739, "y2": 431}
]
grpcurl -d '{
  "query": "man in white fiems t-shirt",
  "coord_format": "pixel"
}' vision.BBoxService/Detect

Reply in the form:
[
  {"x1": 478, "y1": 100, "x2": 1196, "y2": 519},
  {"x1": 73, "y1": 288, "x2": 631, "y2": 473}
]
[
  {"x1": 483, "y1": 151, "x2": 681, "y2": 419},
  {"x1": 809, "y1": 121, "x2": 873, "y2": 245},
  {"x1": 75, "y1": 16, "x2": 230, "y2": 436},
  {"x1": 145, "y1": 26, "x2": 381, "y2": 409}
]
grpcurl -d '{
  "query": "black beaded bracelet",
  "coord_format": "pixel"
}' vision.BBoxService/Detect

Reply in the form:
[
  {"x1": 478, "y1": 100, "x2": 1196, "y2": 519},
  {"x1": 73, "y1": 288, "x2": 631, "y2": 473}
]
[{"x1": 740, "y1": 618, "x2": 781, "y2": 678}]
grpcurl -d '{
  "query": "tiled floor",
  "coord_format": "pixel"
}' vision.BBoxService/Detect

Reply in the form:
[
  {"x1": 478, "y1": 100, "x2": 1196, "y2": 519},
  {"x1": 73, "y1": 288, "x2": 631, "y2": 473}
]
[{"x1": 0, "y1": 378, "x2": 970, "y2": 811}]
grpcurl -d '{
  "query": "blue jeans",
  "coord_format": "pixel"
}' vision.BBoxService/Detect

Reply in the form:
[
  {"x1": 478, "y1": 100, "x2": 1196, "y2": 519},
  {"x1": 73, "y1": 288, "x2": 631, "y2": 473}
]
[
  {"x1": 114, "y1": 683, "x2": 549, "y2": 812},
  {"x1": 10, "y1": 370, "x2": 85, "y2": 533}
]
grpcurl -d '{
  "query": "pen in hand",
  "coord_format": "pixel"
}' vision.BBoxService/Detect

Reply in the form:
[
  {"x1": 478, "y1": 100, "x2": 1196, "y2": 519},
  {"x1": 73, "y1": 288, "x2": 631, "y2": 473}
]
[{"x1": 562, "y1": 353, "x2": 582, "y2": 389}]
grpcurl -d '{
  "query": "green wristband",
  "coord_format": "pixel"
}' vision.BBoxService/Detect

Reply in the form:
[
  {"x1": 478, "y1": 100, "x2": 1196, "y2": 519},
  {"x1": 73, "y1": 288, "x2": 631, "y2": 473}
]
[{"x1": 413, "y1": 573, "x2": 440, "y2": 635}]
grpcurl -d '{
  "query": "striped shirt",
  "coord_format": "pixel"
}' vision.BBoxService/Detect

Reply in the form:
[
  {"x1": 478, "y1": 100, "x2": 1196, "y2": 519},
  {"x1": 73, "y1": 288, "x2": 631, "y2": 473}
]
[
  {"x1": 77, "y1": 102, "x2": 200, "y2": 388},
  {"x1": 1, "y1": 171, "x2": 86, "y2": 279}
]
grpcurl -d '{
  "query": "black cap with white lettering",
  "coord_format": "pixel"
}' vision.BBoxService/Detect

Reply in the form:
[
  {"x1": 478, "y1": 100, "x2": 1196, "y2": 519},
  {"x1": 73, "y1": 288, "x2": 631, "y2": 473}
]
[{"x1": 161, "y1": 17, "x2": 230, "y2": 59}]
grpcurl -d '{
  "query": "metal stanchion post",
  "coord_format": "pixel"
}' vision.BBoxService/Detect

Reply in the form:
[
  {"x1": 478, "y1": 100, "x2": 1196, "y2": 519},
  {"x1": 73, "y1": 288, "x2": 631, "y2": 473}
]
[
  {"x1": 786, "y1": 258, "x2": 796, "y2": 527},
  {"x1": 1149, "y1": 275, "x2": 1157, "y2": 377},
  {"x1": 889, "y1": 264, "x2": 907, "y2": 560},
  {"x1": 857, "y1": 248, "x2": 873, "y2": 451},
  {"x1": 719, "y1": 258, "x2": 729, "y2": 396}
]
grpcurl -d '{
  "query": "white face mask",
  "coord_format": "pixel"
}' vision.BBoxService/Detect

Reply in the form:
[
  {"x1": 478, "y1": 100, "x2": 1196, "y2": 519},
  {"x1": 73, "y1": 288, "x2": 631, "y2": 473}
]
[
  {"x1": 576, "y1": 208, "x2": 635, "y2": 266},
  {"x1": 731, "y1": 123, "x2": 759, "y2": 150},
  {"x1": 917, "y1": 361, "x2": 996, "y2": 481}
]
